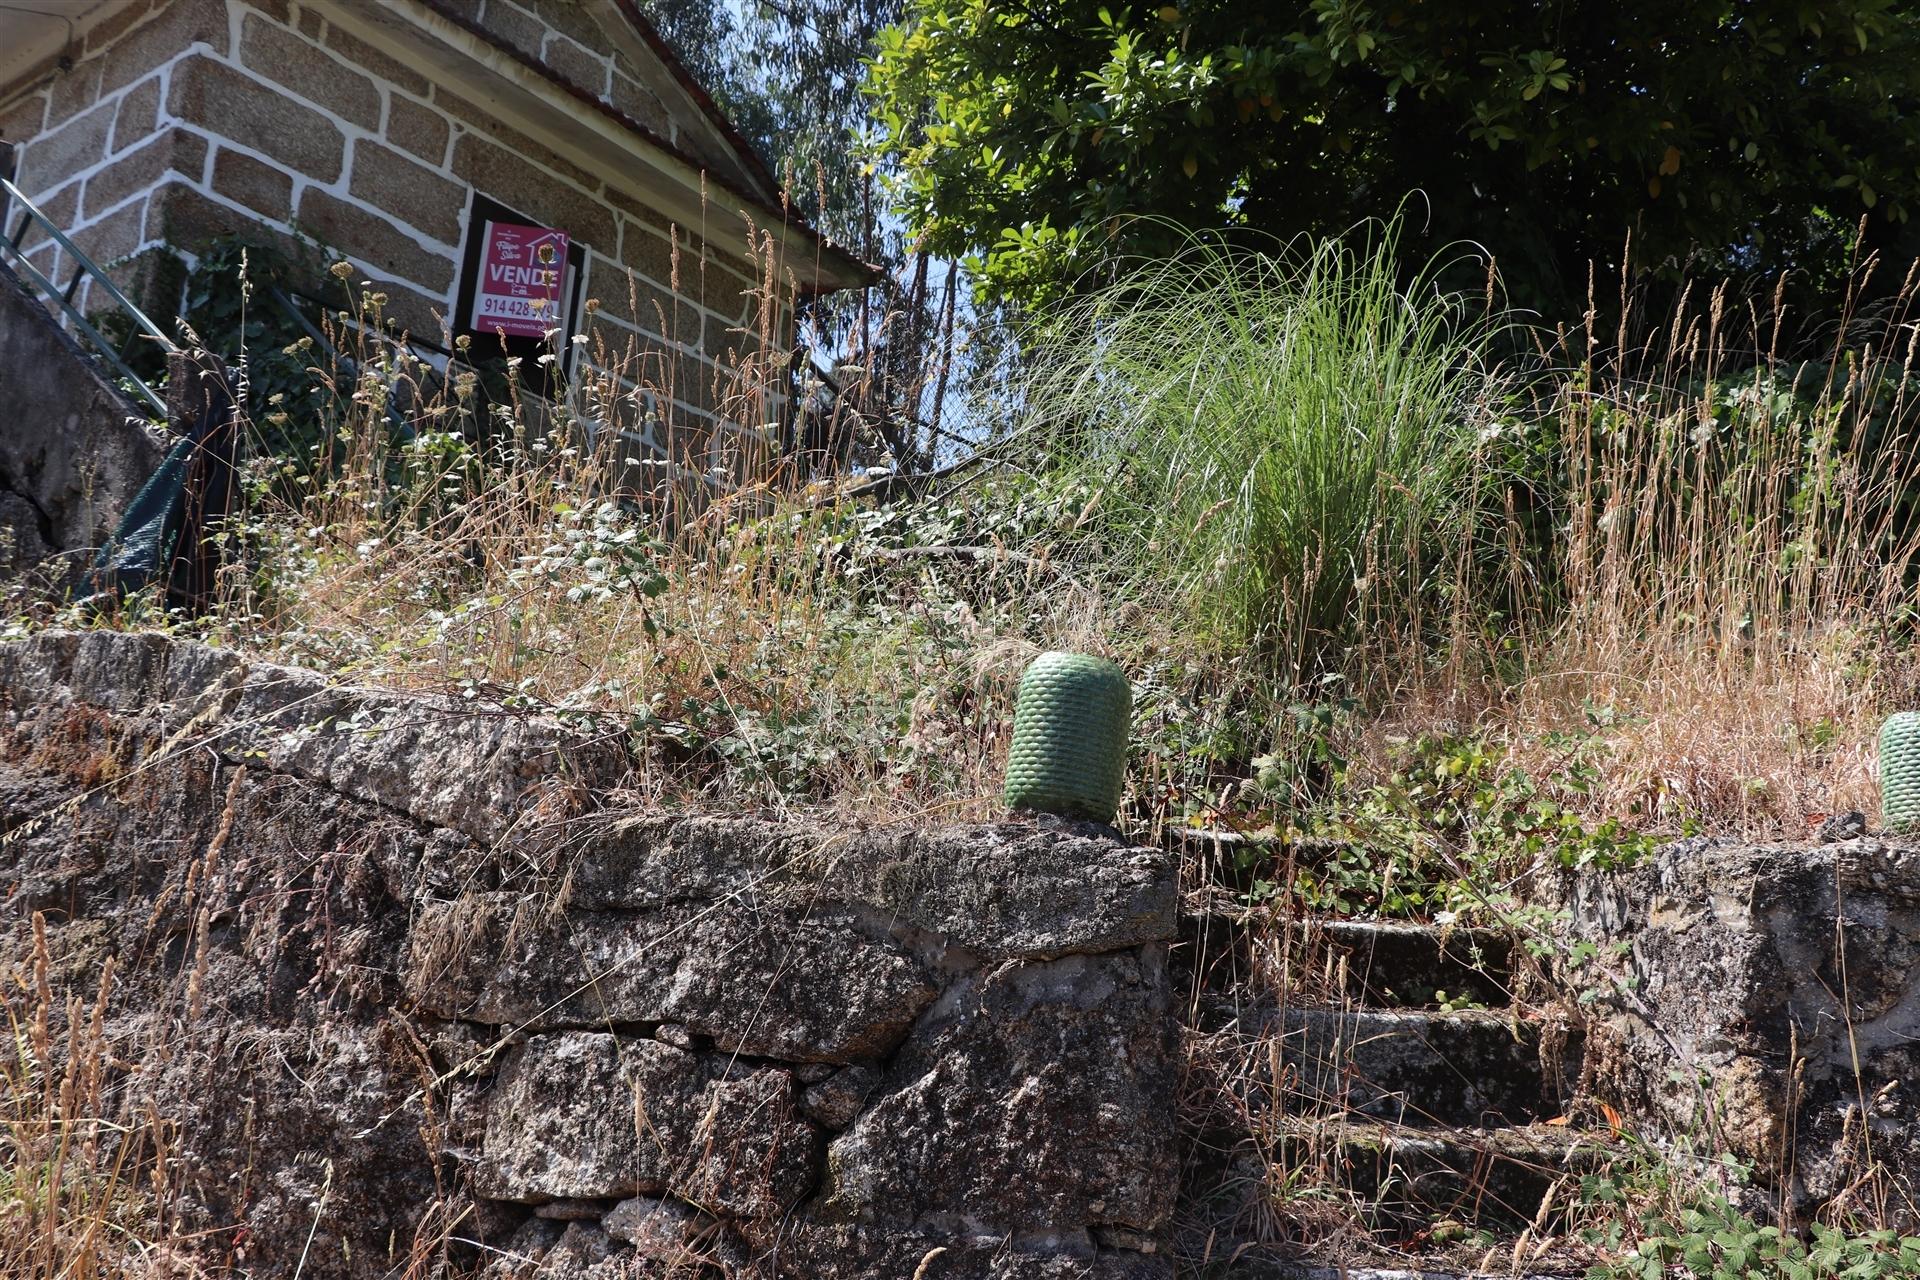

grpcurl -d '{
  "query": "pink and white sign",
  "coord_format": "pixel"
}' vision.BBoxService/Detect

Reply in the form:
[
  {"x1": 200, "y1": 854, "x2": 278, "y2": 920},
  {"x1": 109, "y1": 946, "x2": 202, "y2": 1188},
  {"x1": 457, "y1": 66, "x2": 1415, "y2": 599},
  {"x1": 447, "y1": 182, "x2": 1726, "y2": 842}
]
[{"x1": 469, "y1": 220, "x2": 569, "y2": 338}]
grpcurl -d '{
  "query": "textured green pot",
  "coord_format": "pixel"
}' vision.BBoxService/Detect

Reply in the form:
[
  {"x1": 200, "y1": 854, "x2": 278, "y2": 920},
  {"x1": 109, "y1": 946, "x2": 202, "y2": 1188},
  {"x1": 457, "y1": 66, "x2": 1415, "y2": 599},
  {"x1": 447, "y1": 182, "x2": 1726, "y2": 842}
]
[
  {"x1": 1883, "y1": 712, "x2": 1920, "y2": 831},
  {"x1": 1004, "y1": 651, "x2": 1132, "y2": 822}
]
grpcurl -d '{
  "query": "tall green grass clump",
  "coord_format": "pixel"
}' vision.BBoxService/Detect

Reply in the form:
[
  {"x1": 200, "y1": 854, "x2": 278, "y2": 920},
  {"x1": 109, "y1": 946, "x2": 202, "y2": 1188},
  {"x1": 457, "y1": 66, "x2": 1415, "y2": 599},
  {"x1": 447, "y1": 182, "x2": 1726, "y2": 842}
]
[{"x1": 1022, "y1": 225, "x2": 1507, "y2": 685}]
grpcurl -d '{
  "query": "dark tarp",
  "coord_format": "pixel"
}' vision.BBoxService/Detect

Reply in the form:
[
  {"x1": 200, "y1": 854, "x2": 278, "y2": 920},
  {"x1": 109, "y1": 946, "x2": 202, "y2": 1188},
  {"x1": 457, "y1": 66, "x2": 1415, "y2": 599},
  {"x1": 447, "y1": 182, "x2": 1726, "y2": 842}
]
[{"x1": 89, "y1": 356, "x2": 239, "y2": 611}]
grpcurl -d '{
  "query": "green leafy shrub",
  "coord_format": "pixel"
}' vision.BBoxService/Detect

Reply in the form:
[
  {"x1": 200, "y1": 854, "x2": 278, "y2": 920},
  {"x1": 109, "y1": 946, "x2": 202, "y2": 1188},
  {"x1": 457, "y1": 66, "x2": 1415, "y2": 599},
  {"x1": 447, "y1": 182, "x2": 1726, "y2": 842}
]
[
  {"x1": 1278, "y1": 719, "x2": 1656, "y2": 917},
  {"x1": 1583, "y1": 1188, "x2": 1920, "y2": 1280}
]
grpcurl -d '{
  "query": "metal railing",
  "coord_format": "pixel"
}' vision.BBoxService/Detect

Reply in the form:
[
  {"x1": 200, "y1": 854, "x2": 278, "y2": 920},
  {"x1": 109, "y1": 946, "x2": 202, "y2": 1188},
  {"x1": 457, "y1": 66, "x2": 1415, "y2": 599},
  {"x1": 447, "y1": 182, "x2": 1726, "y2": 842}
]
[{"x1": 0, "y1": 175, "x2": 176, "y2": 417}]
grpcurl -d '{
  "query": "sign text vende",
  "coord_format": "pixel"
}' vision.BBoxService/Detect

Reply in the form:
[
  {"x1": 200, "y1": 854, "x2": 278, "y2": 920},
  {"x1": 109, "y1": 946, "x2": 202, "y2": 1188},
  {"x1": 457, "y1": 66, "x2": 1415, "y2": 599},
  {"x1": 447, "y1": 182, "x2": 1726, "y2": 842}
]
[{"x1": 470, "y1": 220, "x2": 570, "y2": 339}]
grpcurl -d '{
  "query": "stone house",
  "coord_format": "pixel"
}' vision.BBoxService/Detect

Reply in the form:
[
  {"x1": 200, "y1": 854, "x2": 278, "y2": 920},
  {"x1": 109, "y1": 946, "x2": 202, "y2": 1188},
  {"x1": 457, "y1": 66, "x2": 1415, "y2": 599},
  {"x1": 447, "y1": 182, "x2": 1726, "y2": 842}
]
[{"x1": 0, "y1": 0, "x2": 872, "y2": 469}]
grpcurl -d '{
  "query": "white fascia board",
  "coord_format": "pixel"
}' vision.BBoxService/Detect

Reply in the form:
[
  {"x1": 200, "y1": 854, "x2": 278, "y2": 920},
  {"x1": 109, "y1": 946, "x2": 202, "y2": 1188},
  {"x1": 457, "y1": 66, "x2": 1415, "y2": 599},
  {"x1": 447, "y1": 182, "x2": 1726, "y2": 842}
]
[{"x1": 579, "y1": 0, "x2": 771, "y2": 201}]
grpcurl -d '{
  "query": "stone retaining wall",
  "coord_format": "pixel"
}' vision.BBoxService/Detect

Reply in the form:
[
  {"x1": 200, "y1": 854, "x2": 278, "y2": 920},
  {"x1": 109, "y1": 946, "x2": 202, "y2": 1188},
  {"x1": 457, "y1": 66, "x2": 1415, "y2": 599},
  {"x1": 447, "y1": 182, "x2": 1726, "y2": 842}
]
[
  {"x1": 1554, "y1": 836, "x2": 1920, "y2": 1224},
  {"x1": 0, "y1": 261, "x2": 168, "y2": 576},
  {"x1": 0, "y1": 629, "x2": 1180, "y2": 1278}
]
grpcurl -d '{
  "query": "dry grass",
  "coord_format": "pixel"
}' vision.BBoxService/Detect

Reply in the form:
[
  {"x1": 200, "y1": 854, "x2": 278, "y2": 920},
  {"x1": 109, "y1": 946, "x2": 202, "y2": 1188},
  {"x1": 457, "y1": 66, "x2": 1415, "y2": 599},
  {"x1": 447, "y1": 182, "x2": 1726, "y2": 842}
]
[
  {"x1": 66, "y1": 231, "x2": 1105, "y2": 820},
  {"x1": 0, "y1": 915, "x2": 202, "y2": 1280},
  {"x1": 35, "y1": 228, "x2": 1920, "y2": 840},
  {"x1": 1409, "y1": 256, "x2": 1920, "y2": 836}
]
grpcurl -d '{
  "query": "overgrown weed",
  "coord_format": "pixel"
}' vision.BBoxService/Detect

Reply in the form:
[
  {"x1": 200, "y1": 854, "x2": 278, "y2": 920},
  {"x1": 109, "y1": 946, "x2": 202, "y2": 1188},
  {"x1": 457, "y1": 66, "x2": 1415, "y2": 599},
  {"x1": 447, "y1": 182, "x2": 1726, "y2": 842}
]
[
  {"x1": 9, "y1": 231, "x2": 1914, "y2": 961},
  {"x1": 1032, "y1": 232, "x2": 1920, "y2": 858},
  {"x1": 0, "y1": 915, "x2": 196, "y2": 1280},
  {"x1": 61, "y1": 233, "x2": 1102, "y2": 819},
  {"x1": 14, "y1": 223, "x2": 1920, "y2": 1276},
  {"x1": 30, "y1": 221, "x2": 1920, "y2": 857},
  {"x1": 1019, "y1": 222, "x2": 1505, "y2": 686},
  {"x1": 1450, "y1": 254, "x2": 1920, "y2": 837}
]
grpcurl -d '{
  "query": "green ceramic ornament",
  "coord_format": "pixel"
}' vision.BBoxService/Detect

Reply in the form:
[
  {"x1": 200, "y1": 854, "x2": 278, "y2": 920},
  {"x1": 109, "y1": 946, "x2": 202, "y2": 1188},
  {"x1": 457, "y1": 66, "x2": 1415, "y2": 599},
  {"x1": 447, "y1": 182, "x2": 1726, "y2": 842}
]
[
  {"x1": 1004, "y1": 651, "x2": 1131, "y2": 822},
  {"x1": 1882, "y1": 712, "x2": 1920, "y2": 831}
]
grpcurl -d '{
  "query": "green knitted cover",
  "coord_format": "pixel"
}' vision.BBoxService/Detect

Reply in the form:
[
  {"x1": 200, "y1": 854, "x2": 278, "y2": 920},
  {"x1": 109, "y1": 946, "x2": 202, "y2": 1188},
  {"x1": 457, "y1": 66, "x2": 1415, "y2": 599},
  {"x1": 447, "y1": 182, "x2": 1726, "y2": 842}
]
[
  {"x1": 1004, "y1": 652, "x2": 1132, "y2": 822},
  {"x1": 1883, "y1": 712, "x2": 1920, "y2": 831}
]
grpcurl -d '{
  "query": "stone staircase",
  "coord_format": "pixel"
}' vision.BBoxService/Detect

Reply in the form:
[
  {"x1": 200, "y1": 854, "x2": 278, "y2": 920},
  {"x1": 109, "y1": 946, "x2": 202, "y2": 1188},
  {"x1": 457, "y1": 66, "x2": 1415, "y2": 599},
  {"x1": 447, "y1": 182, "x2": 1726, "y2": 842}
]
[{"x1": 1180, "y1": 914, "x2": 1610, "y2": 1277}]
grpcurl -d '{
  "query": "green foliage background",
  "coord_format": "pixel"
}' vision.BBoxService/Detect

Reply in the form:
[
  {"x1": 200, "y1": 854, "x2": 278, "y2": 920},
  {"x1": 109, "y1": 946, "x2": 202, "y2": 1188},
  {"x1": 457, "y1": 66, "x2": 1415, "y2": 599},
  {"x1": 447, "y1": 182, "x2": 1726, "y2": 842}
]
[{"x1": 866, "y1": 0, "x2": 1920, "y2": 313}]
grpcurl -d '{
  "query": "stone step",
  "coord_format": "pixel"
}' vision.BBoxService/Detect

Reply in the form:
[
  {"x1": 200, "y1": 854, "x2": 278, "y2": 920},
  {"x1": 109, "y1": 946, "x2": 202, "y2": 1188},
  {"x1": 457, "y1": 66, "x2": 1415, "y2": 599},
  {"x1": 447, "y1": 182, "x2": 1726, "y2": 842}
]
[
  {"x1": 1309, "y1": 920, "x2": 1515, "y2": 1010},
  {"x1": 1275, "y1": 1118, "x2": 1603, "y2": 1236},
  {"x1": 1180, "y1": 1120, "x2": 1609, "y2": 1263},
  {"x1": 1201, "y1": 1003, "x2": 1570, "y2": 1126},
  {"x1": 1177, "y1": 907, "x2": 1516, "y2": 1013}
]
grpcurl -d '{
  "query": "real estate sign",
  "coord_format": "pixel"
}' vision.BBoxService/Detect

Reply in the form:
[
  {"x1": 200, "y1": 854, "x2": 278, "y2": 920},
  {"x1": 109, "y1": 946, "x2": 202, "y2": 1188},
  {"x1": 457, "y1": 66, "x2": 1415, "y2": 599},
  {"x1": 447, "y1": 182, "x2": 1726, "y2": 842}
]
[{"x1": 470, "y1": 220, "x2": 569, "y2": 339}]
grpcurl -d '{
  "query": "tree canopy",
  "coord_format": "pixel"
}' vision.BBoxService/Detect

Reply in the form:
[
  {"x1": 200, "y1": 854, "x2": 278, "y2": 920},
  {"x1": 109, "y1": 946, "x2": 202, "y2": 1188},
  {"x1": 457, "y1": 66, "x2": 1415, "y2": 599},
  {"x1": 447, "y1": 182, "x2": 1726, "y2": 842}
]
[
  {"x1": 641, "y1": 0, "x2": 903, "y2": 251},
  {"x1": 866, "y1": 0, "x2": 1920, "y2": 313}
]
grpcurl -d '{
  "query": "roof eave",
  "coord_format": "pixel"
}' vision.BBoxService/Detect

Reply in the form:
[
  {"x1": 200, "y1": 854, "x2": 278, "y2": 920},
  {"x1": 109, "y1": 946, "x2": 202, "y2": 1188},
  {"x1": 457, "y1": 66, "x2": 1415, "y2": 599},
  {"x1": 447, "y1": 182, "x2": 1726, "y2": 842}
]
[{"x1": 397, "y1": 0, "x2": 877, "y2": 293}]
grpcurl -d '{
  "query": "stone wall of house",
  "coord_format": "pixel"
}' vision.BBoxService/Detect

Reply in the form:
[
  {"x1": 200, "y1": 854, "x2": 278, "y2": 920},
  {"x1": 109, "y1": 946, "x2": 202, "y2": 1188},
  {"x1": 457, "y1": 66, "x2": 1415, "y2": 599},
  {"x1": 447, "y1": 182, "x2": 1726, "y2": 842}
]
[
  {"x1": 463, "y1": 0, "x2": 760, "y2": 192},
  {"x1": 0, "y1": 0, "x2": 774, "y2": 452},
  {"x1": 0, "y1": 627, "x2": 1181, "y2": 1279}
]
